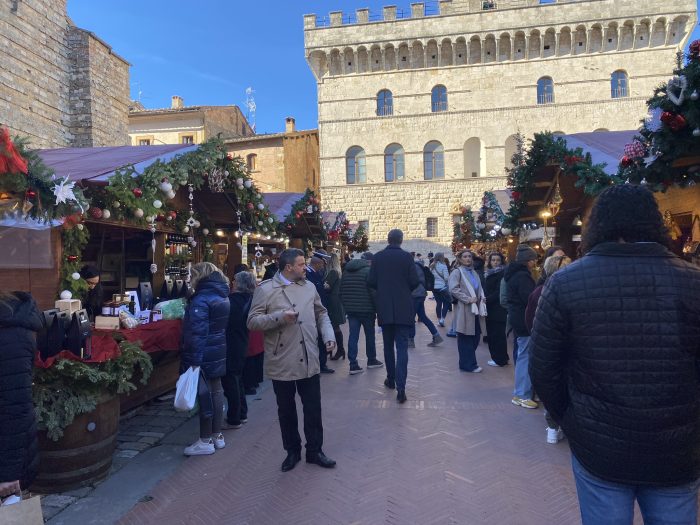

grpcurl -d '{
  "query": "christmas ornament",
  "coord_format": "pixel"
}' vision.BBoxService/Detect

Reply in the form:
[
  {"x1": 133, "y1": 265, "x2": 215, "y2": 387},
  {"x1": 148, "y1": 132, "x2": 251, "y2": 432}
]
[
  {"x1": 52, "y1": 177, "x2": 78, "y2": 206},
  {"x1": 623, "y1": 142, "x2": 646, "y2": 159},
  {"x1": 150, "y1": 263, "x2": 158, "y2": 274},
  {"x1": 134, "y1": 208, "x2": 144, "y2": 218},
  {"x1": 153, "y1": 199, "x2": 163, "y2": 209},
  {"x1": 694, "y1": 128, "x2": 700, "y2": 138},
  {"x1": 267, "y1": 217, "x2": 273, "y2": 224},
  {"x1": 666, "y1": 75, "x2": 688, "y2": 106},
  {"x1": 645, "y1": 108, "x2": 664, "y2": 133},
  {"x1": 71, "y1": 272, "x2": 81, "y2": 281},
  {"x1": 67, "y1": 255, "x2": 78, "y2": 262},
  {"x1": 621, "y1": 155, "x2": 633, "y2": 168},
  {"x1": 692, "y1": 90, "x2": 699, "y2": 101},
  {"x1": 160, "y1": 180, "x2": 173, "y2": 193},
  {"x1": 166, "y1": 190, "x2": 176, "y2": 200},
  {"x1": 670, "y1": 115, "x2": 688, "y2": 132},
  {"x1": 133, "y1": 188, "x2": 143, "y2": 198},
  {"x1": 182, "y1": 226, "x2": 190, "y2": 233},
  {"x1": 77, "y1": 223, "x2": 84, "y2": 231},
  {"x1": 0, "y1": 128, "x2": 28, "y2": 174},
  {"x1": 89, "y1": 207, "x2": 103, "y2": 219},
  {"x1": 60, "y1": 290, "x2": 73, "y2": 300},
  {"x1": 257, "y1": 220, "x2": 263, "y2": 226},
  {"x1": 193, "y1": 220, "x2": 201, "y2": 228},
  {"x1": 236, "y1": 178, "x2": 244, "y2": 186},
  {"x1": 102, "y1": 209, "x2": 111, "y2": 220},
  {"x1": 26, "y1": 189, "x2": 36, "y2": 198},
  {"x1": 247, "y1": 202, "x2": 254, "y2": 210},
  {"x1": 257, "y1": 203, "x2": 264, "y2": 210},
  {"x1": 168, "y1": 211, "x2": 177, "y2": 220},
  {"x1": 113, "y1": 201, "x2": 120, "y2": 208},
  {"x1": 202, "y1": 228, "x2": 209, "y2": 236},
  {"x1": 511, "y1": 191, "x2": 521, "y2": 201},
  {"x1": 145, "y1": 215, "x2": 154, "y2": 223},
  {"x1": 244, "y1": 180, "x2": 252, "y2": 189}
]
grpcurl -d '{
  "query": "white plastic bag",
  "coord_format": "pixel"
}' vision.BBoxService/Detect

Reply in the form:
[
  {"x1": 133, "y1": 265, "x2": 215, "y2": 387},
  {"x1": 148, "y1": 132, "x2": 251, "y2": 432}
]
[{"x1": 174, "y1": 366, "x2": 200, "y2": 412}]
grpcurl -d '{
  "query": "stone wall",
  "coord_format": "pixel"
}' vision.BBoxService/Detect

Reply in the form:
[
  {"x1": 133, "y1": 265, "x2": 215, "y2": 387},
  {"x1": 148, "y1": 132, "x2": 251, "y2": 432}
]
[
  {"x1": 0, "y1": 0, "x2": 72, "y2": 148},
  {"x1": 0, "y1": 1, "x2": 129, "y2": 148},
  {"x1": 283, "y1": 132, "x2": 320, "y2": 192},
  {"x1": 226, "y1": 138, "x2": 286, "y2": 193},
  {"x1": 204, "y1": 106, "x2": 254, "y2": 140},
  {"x1": 321, "y1": 176, "x2": 507, "y2": 253}
]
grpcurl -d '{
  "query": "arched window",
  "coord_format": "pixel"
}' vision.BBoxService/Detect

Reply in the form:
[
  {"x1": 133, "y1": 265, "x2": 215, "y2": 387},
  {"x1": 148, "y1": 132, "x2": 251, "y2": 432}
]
[
  {"x1": 431, "y1": 85, "x2": 448, "y2": 112},
  {"x1": 611, "y1": 70, "x2": 629, "y2": 98},
  {"x1": 246, "y1": 153, "x2": 257, "y2": 171},
  {"x1": 377, "y1": 90, "x2": 393, "y2": 116},
  {"x1": 384, "y1": 144, "x2": 405, "y2": 182},
  {"x1": 346, "y1": 146, "x2": 366, "y2": 184},
  {"x1": 537, "y1": 77, "x2": 554, "y2": 104},
  {"x1": 423, "y1": 141, "x2": 444, "y2": 180}
]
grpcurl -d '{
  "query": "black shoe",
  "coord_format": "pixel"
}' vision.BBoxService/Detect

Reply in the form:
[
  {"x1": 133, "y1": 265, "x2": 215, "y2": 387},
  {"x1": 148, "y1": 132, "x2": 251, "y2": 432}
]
[
  {"x1": 281, "y1": 451, "x2": 301, "y2": 472},
  {"x1": 384, "y1": 378, "x2": 395, "y2": 390},
  {"x1": 397, "y1": 390, "x2": 407, "y2": 403},
  {"x1": 320, "y1": 367, "x2": 335, "y2": 374},
  {"x1": 366, "y1": 359, "x2": 384, "y2": 369},
  {"x1": 306, "y1": 451, "x2": 336, "y2": 468},
  {"x1": 349, "y1": 363, "x2": 364, "y2": 375}
]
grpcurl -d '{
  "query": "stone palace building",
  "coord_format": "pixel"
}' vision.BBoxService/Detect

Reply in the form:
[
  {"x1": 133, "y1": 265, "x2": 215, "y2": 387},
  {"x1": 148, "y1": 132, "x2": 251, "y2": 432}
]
[{"x1": 304, "y1": 0, "x2": 696, "y2": 253}]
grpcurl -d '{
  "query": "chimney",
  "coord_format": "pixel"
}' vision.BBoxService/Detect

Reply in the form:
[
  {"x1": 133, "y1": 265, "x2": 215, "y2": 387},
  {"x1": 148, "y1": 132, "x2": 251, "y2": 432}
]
[
  {"x1": 171, "y1": 95, "x2": 184, "y2": 109},
  {"x1": 285, "y1": 117, "x2": 296, "y2": 133}
]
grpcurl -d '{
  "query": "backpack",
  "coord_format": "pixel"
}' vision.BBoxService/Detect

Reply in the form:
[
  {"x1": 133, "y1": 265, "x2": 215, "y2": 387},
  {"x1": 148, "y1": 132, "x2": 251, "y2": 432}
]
[{"x1": 420, "y1": 264, "x2": 435, "y2": 291}]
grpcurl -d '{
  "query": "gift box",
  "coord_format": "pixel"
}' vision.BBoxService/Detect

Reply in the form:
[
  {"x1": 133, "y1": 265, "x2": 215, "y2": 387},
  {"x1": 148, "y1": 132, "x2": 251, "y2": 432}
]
[{"x1": 55, "y1": 299, "x2": 82, "y2": 315}]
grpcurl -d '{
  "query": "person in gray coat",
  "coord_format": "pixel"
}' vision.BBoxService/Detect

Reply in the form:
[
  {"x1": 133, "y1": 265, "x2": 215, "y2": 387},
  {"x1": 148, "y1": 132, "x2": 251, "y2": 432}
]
[{"x1": 408, "y1": 259, "x2": 443, "y2": 348}]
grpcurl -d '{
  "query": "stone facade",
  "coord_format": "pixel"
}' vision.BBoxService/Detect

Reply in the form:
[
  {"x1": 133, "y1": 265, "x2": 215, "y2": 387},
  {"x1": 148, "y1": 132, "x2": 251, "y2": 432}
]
[
  {"x1": 0, "y1": 0, "x2": 130, "y2": 148},
  {"x1": 304, "y1": 0, "x2": 696, "y2": 252},
  {"x1": 128, "y1": 97, "x2": 254, "y2": 146},
  {"x1": 224, "y1": 119, "x2": 320, "y2": 193}
]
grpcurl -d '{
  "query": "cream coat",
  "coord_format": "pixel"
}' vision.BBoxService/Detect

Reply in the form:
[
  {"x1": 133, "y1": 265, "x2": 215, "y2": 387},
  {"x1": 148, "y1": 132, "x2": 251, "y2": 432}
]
[
  {"x1": 247, "y1": 273, "x2": 335, "y2": 381},
  {"x1": 448, "y1": 267, "x2": 487, "y2": 336}
]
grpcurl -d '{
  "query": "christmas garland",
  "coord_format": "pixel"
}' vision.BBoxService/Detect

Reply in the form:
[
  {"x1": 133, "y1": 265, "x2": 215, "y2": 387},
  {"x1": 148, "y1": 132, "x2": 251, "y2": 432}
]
[
  {"x1": 617, "y1": 48, "x2": 700, "y2": 191},
  {"x1": 325, "y1": 211, "x2": 351, "y2": 244},
  {"x1": 281, "y1": 189, "x2": 323, "y2": 237},
  {"x1": 1, "y1": 132, "x2": 88, "y2": 222},
  {"x1": 60, "y1": 219, "x2": 91, "y2": 298}
]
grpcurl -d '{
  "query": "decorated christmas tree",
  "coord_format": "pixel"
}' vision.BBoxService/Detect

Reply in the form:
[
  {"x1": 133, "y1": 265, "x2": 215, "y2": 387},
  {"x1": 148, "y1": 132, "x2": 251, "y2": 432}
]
[{"x1": 452, "y1": 206, "x2": 476, "y2": 252}]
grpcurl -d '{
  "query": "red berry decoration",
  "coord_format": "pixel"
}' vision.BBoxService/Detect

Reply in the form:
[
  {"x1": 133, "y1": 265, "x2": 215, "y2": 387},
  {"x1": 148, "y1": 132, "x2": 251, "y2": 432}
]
[
  {"x1": 132, "y1": 188, "x2": 143, "y2": 198},
  {"x1": 168, "y1": 211, "x2": 177, "y2": 219},
  {"x1": 67, "y1": 255, "x2": 78, "y2": 262},
  {"x1": 511, "y1": 191, "x2": 521, "y2": 202},
  {"x1": 247, "y1": 202, "x2": 254, "y2": 210},
  {"x1": 621, "y1": 155, "x2": 633, "y2": 168},
  {"x1": 89, "y1": 207, "x2": 103, "y2": 219},
  {"x1": 26, "y1": 189, "x2": 36, "y2": 198}
]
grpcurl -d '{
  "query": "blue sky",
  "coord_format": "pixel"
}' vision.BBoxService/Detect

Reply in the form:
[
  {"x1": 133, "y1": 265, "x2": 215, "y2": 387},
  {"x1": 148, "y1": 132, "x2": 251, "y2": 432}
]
[{"x1": 68, "y1": 0, "x2": 699, "y2": 135}]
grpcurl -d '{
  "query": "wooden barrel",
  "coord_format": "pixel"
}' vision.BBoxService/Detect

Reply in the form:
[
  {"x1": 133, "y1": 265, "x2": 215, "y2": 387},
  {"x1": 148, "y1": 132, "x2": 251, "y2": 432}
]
[{"x1": 32, "y1": 394, "x2": 120, "y2": 493}]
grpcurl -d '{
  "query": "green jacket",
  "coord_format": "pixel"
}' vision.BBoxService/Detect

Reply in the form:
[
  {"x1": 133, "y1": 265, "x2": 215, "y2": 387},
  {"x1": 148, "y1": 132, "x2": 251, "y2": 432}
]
[{"x1": 339, "y1": 259, "x2": 376, "y2": 316}]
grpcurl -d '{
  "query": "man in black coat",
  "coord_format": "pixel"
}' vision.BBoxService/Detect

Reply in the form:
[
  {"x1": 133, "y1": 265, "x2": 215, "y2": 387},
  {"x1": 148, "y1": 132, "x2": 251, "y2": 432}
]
[
  {"x1": 0, "y1": 292, "x2": 42, "y2": 498},
  {"x1": 530, "y1": 185, "x2": 700, "y2": 525},
  {"x1": 368, "y1": 229, "x2": 419, "y2": 403},
  {"x1": 306, "y1": 255, "x2": 334, "y2": 373}
]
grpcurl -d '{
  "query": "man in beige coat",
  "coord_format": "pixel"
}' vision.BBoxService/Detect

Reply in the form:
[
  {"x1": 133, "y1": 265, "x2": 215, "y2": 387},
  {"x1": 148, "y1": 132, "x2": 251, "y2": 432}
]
[{"x1": 247, "y1": 248, "x2": 337, "y2": 472}]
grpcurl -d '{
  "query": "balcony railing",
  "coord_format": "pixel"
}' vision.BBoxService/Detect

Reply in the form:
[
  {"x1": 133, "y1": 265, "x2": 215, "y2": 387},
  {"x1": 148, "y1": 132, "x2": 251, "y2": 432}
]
[
  {"x1": 537, "y1": 94, "x2": 555, "y2": 105},
  {"x1": 432, "y1": 101, "x2": 448, "y2": 112},
  {"x1": 611, "y1": 87, "x2": 629, "y2": 99},
  {"x1": 377, "y1": 105, "x2": 394, "y2": 116}
]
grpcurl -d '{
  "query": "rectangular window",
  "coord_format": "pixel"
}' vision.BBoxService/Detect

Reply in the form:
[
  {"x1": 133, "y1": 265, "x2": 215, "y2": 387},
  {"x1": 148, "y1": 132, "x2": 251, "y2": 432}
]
[
  {"x1": 181, "y1": 135, "x2": 194, "y2": 144},
  {"x1": 427, "y1": 217, "x2": 438, "y2": 238},
  {"x1": 138, "y1": 139, "x2": 151, "y2": 146}
]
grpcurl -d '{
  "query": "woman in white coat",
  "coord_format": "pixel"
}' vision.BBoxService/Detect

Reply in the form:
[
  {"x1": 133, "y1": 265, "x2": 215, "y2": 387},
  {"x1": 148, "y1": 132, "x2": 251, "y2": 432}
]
[{"x1": 448, "y1": 249, "x2": 487, "y2": 373}]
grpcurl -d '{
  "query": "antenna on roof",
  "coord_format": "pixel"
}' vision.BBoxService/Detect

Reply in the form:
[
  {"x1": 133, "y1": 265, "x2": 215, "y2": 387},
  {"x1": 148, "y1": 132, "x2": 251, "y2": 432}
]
[{"x1": 245, "y1": 87, "x2": 257, "y2": 134}]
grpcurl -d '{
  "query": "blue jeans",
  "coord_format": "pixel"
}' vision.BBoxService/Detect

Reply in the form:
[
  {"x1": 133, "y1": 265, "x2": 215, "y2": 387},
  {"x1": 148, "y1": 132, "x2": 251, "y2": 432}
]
[
  {"x1": 457, "y1": 322, "x2": 481, "y2": 372},
  {"x1": 434, "y1": 288, "x2": 451, "y2": 319},
  {"x1": 347, "y1": 314, "x2": 376, "y2": 366},
  {"x1": 382, "y1": 324, "x2": 410, "y2": 390},
  {"x1": 409, "y1": 297, "x2": 438, "y2": 339},
  {"x1": 572, "y1": 454, "x2": 700, "y2": 525},
  {"x1": 512, "y1": 336, "x2": 532, "y2": 398}
]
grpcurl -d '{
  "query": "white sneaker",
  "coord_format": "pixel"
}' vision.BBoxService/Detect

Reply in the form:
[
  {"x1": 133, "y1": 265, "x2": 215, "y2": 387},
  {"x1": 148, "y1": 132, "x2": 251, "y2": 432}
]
[
  {"x1": 487, "y1": 360, "x2": 500, "y2": 367},
  {"x1": 546, "y1": 427, "x2": 564, "y2": 444},
  {"x1": 184, "y1": 438, "x2": 215, "y2": 456},
  {"x1": 470, "y1": 367, "x2": 483, "y2": 373},
  {"x1": 213, "y1": 433, "x2": 226, "y2": 450}
]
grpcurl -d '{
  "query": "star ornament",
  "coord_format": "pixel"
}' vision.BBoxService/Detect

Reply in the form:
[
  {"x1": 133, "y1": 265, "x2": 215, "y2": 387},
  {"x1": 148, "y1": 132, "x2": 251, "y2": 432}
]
[{"x1": 53, "y1": 176, "x2": 77, "y2": 205}]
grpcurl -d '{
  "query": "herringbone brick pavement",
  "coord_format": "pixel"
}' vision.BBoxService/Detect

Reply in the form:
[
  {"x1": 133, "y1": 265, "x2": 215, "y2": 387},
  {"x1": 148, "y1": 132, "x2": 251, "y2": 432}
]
[{"x1": 119, "y1": 306, "x2": 670, "y2": 525}]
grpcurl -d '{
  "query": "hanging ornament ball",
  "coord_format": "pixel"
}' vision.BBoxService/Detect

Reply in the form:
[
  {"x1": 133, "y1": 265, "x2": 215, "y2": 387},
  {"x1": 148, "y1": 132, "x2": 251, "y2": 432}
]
[
  {"x1": 166, "y1": 214, "x2": 173, "y2": 221},
  {"x1": 193, "y1": 220, "x2": 201, "y2": 228},
  {"x1": 621, "y1": 155, "x2": 634, "y2": 168},
  {"x1": 67, "y1": 255, "x2": 79, "y2": 262},
  {"x1": 182, "y1": 226, "x2": 190, "y2": 233},
  {"x1": 202, "y1": 228, "x2": 210, "y2": 236},
  {"x1": 102, "y1": 209, "x2": 111, "y2": 220},
  {"x1": 160, "y1": 181, "x2": 173, "y2": 193},
  {"x1": 692, "y1": 90, "x2": 699, "y2": 101},
  {"x1": 247, "y1": 202, "x2": 254, "y2": 210},
  {"x1": 166, "y1": 190, "x2": 176, "y2": 200},
  {"x1": 236, "y1": 178, "x2": 244, "y2": 186},
  {"x1": 89, "y1": 207, "x2": 103, "y2": 219},
  {"x1": 694, "y1": 128, "x2": 700, "y2": 138},
  {"x1": 113, "y1": 201, "x2": 120, "y2": 209},
  {"x1": 257, "y1": 220, "x2": 263, "y2": 226},
  {"x1": 134, "y1": 208, "x2": 144, "y2": 218},
  {"x1": 153, "y1": 199, "x2": 163, "y2": 209},
  {"x1": 71, "y1": 272, "x2": 81, "y2": 281},
  {"x1": 76, "y1": 223, "x2": 84, "y2": 231},
  {"x1": 257, "y1": 203, "x2": 264, "y2": 210},
  {"x1": 150, "y1": 264, "x2": 158, "y2": 274},
  {"x1": 60, "y1": 290, "x2": 73, "y2": 300},
  {"x1": 268, "y1": 217, "x2": 274, "y2": 223},
  {"x1": 244, "y1": 180, "x2": 252, "y2": 188},
  {"x1": 133, "y1": 188, "x2": 143, "y2": 198},
  {"x1": 145, "y1": 216, "x2": 154, "y2": 223},
  {"x1": 209, "y1": 249, "x2": 214, "y2": 254},
  {"x1": 191, "y1": 240, "x2": 198, "y2": 248}
]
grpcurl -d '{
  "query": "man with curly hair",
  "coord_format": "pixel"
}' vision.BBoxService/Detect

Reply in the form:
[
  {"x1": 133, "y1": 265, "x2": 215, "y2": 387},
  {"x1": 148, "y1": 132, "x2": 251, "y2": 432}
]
[{"x1": 530, "y1": 184, "x2": 700, "y2": 525}]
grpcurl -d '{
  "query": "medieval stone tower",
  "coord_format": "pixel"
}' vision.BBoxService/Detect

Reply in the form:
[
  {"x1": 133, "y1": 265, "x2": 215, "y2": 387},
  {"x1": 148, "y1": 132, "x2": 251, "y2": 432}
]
[{"x1": 304, "y1": 0, "x2": 696, "y2": 253}]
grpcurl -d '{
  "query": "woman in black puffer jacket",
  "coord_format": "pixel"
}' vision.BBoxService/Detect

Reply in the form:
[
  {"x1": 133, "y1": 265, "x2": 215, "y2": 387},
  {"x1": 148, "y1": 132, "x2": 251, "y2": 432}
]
[
  {"x1": 0, "y1": 291, "x2": 42, "y2": 498},
  {"x1": 181, "y1": 263, "x2": 230, "y2": 456}
]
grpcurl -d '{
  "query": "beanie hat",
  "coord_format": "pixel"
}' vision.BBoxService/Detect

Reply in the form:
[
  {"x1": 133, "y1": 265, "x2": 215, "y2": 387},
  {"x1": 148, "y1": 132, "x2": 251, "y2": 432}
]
[
  {"x1": 515, "y1": 244, "x2": 538, "y2": 263},
  {"x1": 80, "y1": 264, "x2": 100, "y2": 279}
]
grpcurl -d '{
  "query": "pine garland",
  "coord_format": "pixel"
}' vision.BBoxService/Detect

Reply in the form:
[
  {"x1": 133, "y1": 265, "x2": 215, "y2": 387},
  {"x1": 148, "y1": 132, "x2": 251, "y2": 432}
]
[{"x1": 282, "y1": 189, "x2": 323, "y2": 238}]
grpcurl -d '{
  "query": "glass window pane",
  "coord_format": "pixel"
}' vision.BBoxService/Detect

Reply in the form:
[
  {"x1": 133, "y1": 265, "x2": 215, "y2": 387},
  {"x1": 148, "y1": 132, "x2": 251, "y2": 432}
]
[
  {"x1": 385, "y1": 154, "x2": 394, "y2": 182},
  {"x1": 396, "y1": 152, "x2": 404, "y2": 180},
  {"x1": 435, "y1": 151, "x2": 444, "y2": 178},
  {"x1": 424, "y1": 152, "x2": 433, "y2": 180}
]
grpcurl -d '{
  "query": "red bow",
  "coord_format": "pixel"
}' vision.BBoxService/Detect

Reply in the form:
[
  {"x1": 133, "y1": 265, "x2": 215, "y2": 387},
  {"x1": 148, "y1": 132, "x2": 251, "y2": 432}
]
[{"x1": 0, "y1": 128, "x2": 28, "y2": 175}]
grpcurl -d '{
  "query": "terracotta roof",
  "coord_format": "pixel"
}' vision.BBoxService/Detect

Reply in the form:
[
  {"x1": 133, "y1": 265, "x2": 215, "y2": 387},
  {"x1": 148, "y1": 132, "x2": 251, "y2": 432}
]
[
  {"x1": 224, "y1": 129, "x2": 318, "y2": 144},
  {"x1": 129, "y1": 105, "x2": 242, "y2": 116}
]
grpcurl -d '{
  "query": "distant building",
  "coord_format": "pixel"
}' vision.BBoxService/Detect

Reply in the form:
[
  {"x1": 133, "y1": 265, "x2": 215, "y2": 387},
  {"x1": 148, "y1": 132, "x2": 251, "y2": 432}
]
[
  {"x1": 225, "y1": 118, "x2": 320, "y2": 193},
  {"x1": 304, "y1": 0, "x2": 696, "y2": 253},
  {"x1": 128, "y1": 96, "x2": 254, "y2": 146},
  {"x1": 1, "y1": 0, "x2": 130, "y2": 148}
]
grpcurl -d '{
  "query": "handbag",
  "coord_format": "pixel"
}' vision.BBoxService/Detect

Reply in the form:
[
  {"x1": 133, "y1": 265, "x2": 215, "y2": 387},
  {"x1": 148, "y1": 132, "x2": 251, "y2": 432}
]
[
  {"x1": 174, "y1": 366, "x2": 200, "y2": 412},
  {"x1": 0, "y1": 495, "x2": 44, "y2": 525}
]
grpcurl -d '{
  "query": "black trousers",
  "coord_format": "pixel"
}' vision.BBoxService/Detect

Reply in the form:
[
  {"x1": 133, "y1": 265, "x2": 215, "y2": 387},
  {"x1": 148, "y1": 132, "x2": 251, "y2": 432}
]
[
  {"x1": 318, "y1": 334, "x2": 328, "y2": 369},
  {"x1": 485, "y1": 319, "x2": 509, "y2": 366},
  {"x1": 242, "y1": 354, "x2": 264, "y2": 390},
  {"x1": 272, "y1": 374, "x2": 323, "y2": 455},
  {"x1": 221, "y1": 372, "x2": 248, "y2": 424}
]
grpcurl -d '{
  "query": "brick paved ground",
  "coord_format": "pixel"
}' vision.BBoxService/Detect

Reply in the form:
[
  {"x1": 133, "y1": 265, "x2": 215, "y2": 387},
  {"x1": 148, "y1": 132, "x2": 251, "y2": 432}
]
[{"x1": 118, "y1": 306, "x2": 660, "y2": 525}]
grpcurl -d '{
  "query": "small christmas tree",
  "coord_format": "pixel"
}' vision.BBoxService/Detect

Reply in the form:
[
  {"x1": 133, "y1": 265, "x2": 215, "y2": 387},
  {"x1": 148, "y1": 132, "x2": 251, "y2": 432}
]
[{"x1": 452, "y1": 206, "x2": 476, "y2": 252}]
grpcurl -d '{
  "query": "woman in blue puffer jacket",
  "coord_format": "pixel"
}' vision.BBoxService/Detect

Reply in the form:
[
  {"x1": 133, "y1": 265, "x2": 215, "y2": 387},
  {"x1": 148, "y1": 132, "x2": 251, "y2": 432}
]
[{"x1": 181, "y1": 262, "x2": 230, "y2": 456}]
